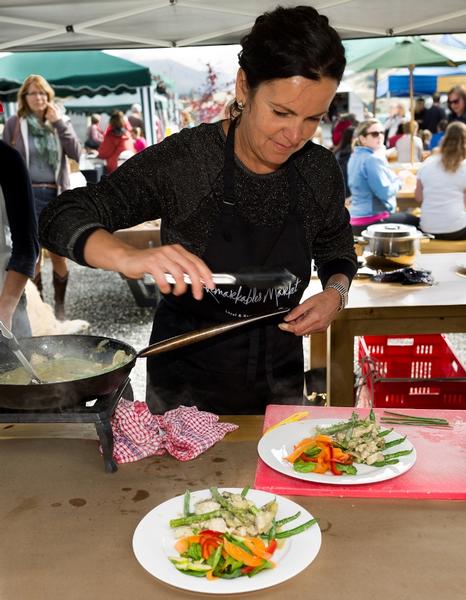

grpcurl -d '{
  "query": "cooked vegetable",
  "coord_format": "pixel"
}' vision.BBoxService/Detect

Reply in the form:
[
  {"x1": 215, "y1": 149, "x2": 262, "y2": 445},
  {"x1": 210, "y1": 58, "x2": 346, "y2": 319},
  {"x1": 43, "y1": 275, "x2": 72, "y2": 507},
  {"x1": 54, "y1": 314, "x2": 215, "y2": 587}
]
[{"x1": 168, "y1": 488, "x2": 317, "y2": 580}]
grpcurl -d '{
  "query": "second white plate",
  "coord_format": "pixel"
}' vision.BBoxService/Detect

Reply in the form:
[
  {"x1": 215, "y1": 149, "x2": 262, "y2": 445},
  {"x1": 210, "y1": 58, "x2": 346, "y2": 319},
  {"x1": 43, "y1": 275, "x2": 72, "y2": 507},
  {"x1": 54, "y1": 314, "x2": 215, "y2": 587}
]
[{"x1": 258, "y1": 419, "x2": 416, "y2": 485}]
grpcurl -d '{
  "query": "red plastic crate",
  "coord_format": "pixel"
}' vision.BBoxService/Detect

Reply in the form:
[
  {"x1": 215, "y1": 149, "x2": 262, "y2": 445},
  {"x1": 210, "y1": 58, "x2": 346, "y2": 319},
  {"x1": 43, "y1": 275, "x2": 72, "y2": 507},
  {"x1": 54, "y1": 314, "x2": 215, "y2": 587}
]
[{"x1": 358, "y1": 334, "x2": 466, "y2": 409}]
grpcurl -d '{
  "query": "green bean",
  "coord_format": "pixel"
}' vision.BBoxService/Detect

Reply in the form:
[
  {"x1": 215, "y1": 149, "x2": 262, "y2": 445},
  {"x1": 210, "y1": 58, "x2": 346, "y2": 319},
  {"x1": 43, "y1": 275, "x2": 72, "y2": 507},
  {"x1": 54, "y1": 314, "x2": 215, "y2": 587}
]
[
  {"x1": 275, "y1": 518, "x2": 317, "y2": 539},
  {"x1": 378, "y1": 428, "x2": 394, "y2": 437},
  {"x1": 275, "y1": 511, "x2": 301, "y2": 528},
  {"x1": 169, "y1": 509, "x2": 223, "y2": 528},
  {"x1": 383, "y1": 449, "x2": 413, "y2": 460},
  {"x1": 267, "y1": 519, "x2": 276, "y2": 542},
  {"x1": 383, "y1": 436, "x2": 407, "y2": 449},
  {"x1": 316, "y1": 422, "x2": 353, "y2": 435},
  {"x1": 183, "y1": 489, "x2": 191, "y2": 517},
  {"x1": 372, "y1": 459, "x2": 399, "y2": 467},
  {"x1": 240, "y1": 485, "x2": 250, "y2": 497}
]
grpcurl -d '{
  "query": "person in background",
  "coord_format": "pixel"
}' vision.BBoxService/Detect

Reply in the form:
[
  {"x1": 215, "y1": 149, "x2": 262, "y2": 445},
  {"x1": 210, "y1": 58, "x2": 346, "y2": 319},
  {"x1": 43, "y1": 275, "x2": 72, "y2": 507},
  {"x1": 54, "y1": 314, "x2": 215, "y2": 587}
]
[
  {"x1": 395, "y1": 122, "x2": 424, "y2": 163},
  {"x1": 131, "y1": 127, "x2": 147, "y2": 153},
  {"x1": 447, "y1": 85, "x2": 466, "y2": 124},
  {"x1": 84, "y1": 113, "x2": 104, "y2": 150},
  {"x1": 40, "y1": 5, "x2": 357, "y2": 415},
  {"x1": 331, "y1": 112, "x2": 357, "y2": 148},
  {"x1": 127, "y1": 103, "x2": 145, "y2": 134},
  {"x1": 416, "y1": 121, "x2": 466, "y2": 240},
  {"x1": 3, "y1": 74, "x2": 81, "y2": 321},
  {"x1": 347, "y1": 119, "x2": 419, "y2": 235},
  {"x1": 0, "y1": 140, "x2": 39, "y2": 335},
  {"x1": 414, "y1": 97, "x2": 426, "y2": 128},
  {"x1": 334, "y1": 126, "x2": 354, "y2": 199},
  {"x1": 383, "y1": 102, "x2": 406, "y2": 144},
  {"x1": 429, "y1": 119, "x2": 448, "y2": 151},
  {"x1": 98, "y1": 111, "x2": 134, "y2": 174},
  {"x1": 422, "y1": 93, "x2": 446, "y2": 134},
  {"x1": 387, "y1": 123, "x2": 404, "y2": 149},
  {"x1": 420, "y1": 129, "x2": 432, "y2": 152}
]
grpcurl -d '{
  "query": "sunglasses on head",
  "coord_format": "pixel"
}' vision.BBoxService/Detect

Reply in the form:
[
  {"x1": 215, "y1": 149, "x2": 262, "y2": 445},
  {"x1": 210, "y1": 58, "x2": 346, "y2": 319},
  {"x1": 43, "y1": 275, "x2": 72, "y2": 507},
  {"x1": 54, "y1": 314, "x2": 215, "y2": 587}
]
[{"x1": 364, "y1": 130, "x2": 384, "y2": 138}]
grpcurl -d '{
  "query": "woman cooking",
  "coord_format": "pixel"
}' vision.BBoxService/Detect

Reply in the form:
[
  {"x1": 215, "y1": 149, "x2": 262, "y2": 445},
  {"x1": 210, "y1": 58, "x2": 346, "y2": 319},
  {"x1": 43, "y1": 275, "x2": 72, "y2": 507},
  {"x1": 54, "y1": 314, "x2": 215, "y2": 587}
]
[{"x1": 40, "y1": 5, "x2": 357, "y2": 414}]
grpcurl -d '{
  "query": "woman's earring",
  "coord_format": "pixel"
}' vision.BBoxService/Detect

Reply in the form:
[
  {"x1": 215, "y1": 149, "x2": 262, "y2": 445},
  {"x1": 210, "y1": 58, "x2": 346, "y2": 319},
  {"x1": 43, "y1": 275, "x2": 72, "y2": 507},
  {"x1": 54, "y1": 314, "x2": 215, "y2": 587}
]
[{"x1": 237, "y1": 100, "x2": 244, "y2": 111}]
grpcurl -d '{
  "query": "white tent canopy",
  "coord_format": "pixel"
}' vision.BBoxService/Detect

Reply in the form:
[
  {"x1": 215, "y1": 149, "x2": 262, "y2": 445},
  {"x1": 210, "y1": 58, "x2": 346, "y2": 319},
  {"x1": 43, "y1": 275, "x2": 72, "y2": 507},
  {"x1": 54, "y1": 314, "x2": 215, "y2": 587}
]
[{"x1": 1, "y1": 1, "x2": 466, "y2": 52}]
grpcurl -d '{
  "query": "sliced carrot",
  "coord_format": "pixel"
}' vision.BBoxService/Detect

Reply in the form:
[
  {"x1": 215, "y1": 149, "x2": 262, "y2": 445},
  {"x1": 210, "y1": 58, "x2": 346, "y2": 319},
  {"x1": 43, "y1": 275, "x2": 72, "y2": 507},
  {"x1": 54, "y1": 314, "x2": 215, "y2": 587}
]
[
  {"x1": 174, "y1": 535, "x2": 200, "y2": 554},
  {"x1": 242, "y1": 537, "x2": 271, "y2": 560},
  {"x1": 223, "y1": 539, "x2": 263, "y2": 567},
  {"x1": 285, "y1": 438, "x2": 318, "y2": 463}
]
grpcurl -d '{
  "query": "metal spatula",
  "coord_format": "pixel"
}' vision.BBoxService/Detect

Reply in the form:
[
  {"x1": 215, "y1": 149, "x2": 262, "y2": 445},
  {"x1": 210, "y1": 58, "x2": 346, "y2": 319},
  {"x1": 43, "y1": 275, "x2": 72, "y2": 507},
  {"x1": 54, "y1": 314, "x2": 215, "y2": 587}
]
[
  {"x1": 0, "y1": 320, "x2": 43, "y2": 384},
  {"x1": 161, "y1": 268, "x2": 298, "y2": 290}
]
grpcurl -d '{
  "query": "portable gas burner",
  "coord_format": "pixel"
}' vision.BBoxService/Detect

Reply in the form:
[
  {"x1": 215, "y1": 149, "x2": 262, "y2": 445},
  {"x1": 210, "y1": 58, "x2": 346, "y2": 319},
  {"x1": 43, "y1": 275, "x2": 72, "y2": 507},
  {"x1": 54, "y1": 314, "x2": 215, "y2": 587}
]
[{"x1": 0, "y1": 378, "x2": 132, "y2": 473}]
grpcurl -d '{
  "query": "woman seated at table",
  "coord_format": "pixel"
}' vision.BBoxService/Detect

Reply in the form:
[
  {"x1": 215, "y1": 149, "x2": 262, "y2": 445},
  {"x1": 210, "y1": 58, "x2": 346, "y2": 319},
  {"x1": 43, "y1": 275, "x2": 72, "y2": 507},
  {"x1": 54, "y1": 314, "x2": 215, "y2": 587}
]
[
  {"x1": 415, "y1": 122, "x2": 466, "y2": 240},
  {"x1": 347, "y1": 119, "x2": 419, "y2": 235}
]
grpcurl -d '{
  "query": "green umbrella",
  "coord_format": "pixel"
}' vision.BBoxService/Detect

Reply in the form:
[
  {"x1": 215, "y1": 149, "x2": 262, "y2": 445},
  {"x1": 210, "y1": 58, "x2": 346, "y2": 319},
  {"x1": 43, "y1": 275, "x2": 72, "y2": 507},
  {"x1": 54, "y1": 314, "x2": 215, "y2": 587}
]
[
  {"x1": 0, "y1": 51, "x2": 151, "y2": 101},
  {"x1": 349, "y1": 37, "x2": 466, "y2": 161}
]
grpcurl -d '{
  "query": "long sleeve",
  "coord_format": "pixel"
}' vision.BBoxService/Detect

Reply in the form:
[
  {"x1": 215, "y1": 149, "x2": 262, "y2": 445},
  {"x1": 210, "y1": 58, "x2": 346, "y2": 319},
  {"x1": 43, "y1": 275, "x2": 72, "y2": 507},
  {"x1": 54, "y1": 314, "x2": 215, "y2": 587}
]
[
  {"x1": 52, "y1": 118, "x2": 82, "y2": 162},
  {"x1": 365, "y1": 156, "x2": 400, "y2": 207},
  {"x1": 0, "y1": 141, "x2": 39, "y2": 278}
]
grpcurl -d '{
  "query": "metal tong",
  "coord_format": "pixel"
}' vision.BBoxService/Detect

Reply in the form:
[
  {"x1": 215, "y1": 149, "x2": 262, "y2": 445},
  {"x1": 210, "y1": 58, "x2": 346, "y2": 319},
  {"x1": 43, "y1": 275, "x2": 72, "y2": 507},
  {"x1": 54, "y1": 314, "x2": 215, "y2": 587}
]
[{"x1": 0, "y1": 320, "x2": 43, "y2": 384}]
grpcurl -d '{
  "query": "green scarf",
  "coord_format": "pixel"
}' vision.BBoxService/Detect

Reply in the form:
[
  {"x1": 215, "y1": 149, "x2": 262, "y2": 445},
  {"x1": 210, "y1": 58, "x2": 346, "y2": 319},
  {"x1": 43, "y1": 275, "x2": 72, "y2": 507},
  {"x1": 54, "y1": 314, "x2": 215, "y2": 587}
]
[{"x1": 26, "y1": 114, "x2": 59, "y2": 170}]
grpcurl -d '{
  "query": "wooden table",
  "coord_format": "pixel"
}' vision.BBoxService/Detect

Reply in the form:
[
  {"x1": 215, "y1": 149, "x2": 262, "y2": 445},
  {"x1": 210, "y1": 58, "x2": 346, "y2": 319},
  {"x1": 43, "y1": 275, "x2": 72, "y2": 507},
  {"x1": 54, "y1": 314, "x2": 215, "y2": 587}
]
[
  {"x1": 309, "y1": 253, "x2": 466, "y2": 406},
  {"x1": 1, "y1": 416, "x2": 465, "y2": 600}
]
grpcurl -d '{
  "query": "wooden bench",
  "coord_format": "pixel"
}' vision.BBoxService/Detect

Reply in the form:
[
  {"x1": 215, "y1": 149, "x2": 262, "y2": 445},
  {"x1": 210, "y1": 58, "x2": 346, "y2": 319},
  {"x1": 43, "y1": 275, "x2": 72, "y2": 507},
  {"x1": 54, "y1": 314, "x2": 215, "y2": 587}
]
[{"x1": 420, "y1": 239, "x2": 466, "y2": 254}]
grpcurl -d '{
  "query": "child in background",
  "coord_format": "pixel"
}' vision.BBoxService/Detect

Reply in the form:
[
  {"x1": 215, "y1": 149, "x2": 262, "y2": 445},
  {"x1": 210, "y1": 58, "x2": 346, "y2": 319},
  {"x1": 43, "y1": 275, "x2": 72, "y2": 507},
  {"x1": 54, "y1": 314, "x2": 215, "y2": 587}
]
[{"x1": 131, "y1": 127, "x2": 147, "y2": 153}]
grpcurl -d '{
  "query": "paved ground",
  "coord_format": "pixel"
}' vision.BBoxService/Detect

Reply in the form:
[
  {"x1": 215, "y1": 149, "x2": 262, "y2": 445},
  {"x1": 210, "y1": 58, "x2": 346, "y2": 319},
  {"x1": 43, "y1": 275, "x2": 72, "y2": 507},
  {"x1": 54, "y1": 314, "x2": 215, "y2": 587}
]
[{"x1": 41, "y1": 258, "x2": 466, "y2": 403}]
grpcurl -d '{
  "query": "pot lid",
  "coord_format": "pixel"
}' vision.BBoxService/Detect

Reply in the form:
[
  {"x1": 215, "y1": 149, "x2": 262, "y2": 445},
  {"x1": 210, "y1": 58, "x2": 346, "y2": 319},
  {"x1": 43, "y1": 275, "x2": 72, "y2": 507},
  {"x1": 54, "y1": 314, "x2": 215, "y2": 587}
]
[{"x1": 361, "y1": 223, "x2": 423, "y2": 240}]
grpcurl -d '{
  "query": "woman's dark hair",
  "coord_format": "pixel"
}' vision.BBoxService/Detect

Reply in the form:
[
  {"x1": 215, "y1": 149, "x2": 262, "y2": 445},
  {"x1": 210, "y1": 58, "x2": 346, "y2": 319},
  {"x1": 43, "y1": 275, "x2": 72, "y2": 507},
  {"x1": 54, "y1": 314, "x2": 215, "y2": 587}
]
[
  {"x1": 238, "y1": 5, "x2": 345, "y2": 91},
  {"x1": 338, "y1": 126, "x2": 355, "y2": 153},
  {"x1": 109, "y1": 110, "x2": 126, "y2": 131}
]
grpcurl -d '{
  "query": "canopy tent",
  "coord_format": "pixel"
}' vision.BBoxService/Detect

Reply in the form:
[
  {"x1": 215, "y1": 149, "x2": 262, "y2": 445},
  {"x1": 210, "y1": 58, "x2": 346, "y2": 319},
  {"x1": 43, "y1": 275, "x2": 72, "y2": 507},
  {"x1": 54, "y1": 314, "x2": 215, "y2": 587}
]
[
  {"x1": 377, "y1": 64, "x2": 466, "y2": 97},
  {"x1": 1, "y1": 1, "x2": 466, "y2": 51},
  {"x1": 0, "y1": 50, "x2": 151, "y2": 101},
  {"x1": 0, "y1": 50, "x2": 158, "y2": 144}
]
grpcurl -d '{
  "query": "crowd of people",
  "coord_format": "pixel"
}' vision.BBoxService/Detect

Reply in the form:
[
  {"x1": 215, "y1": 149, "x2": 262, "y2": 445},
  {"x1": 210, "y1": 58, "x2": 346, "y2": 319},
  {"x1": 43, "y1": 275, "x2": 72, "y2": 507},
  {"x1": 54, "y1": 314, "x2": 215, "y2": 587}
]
[{"x1": 329, "y1": 86, "x2": 466, "y2": 241}]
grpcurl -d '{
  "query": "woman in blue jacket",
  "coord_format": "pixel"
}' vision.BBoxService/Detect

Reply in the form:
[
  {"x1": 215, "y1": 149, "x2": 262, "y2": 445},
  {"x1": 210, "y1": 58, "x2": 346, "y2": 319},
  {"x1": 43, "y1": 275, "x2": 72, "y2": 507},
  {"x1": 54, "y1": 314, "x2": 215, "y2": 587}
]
[{"x1": 347, "y1": 119, "x2": 419, "y2": 235}]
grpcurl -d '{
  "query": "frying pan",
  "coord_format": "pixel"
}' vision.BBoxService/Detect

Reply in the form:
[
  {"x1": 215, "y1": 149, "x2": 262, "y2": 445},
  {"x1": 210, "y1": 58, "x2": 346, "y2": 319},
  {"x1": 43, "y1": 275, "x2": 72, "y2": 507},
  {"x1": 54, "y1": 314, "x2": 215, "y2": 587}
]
[{"x1": 0, "y1": 309, "x2": 289, "y2": 410}]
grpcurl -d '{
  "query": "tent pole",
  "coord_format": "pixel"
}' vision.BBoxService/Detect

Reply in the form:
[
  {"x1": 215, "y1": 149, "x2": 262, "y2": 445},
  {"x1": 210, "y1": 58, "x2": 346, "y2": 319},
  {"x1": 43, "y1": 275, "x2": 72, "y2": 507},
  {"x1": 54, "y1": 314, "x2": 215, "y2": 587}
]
[
  {"x1": 409, "y1": 64, "x2": 415, "y2": 164},
  {"x1": 372, "y1": 69, "x2": 378, "y2": 115},
  {"x1": 139, "y1": 86, "x2": 156, "y2": 147}
]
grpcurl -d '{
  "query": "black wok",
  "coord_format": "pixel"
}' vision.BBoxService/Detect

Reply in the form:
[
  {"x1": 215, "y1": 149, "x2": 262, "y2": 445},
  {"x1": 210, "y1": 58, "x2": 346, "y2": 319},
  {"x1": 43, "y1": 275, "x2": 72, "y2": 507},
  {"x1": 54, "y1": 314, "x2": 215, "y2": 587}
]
[{"x1": 0, "y1": 309, "x2": 289, "y2": 410}]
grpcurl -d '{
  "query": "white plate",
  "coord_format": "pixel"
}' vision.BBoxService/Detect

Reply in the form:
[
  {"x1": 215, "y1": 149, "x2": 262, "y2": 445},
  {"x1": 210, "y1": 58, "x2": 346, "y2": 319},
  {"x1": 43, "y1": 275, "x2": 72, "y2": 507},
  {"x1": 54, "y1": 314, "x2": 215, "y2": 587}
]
[
  {"x1": 132, "y1": 487, "x2": 321, "y2": 594},
  {"x1": 258, "y1": 419, "x2": 416, "y2": 486}
]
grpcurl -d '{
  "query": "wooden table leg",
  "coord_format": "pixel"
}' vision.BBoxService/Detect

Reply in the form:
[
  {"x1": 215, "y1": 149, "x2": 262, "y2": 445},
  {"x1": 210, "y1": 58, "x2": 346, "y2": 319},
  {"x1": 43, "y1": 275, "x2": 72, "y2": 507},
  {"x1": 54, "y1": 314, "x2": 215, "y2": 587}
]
[
  {"x1": 310, "y1": 331, "x2": 327, "y2": 369},
  {"x1": 326, "y1": 320, "x2": 355, "y2": 406}
]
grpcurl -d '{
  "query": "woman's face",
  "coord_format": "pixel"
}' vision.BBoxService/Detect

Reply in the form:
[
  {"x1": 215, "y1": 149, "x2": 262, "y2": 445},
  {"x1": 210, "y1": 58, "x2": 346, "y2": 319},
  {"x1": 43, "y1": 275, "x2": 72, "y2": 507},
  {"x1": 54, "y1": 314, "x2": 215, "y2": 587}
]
[
  {"x1": 448, "y1": 92, "x2": 465, "y2": 117},
  {"x1": 359, "y1": 123, "x2": 385, "y2": 151},
  {"x1": 236, "y1": 73, "x2": 338, "y2": 172},
  {"x1": 24, "y1": 82, "x2": 49, "y2": 115}
]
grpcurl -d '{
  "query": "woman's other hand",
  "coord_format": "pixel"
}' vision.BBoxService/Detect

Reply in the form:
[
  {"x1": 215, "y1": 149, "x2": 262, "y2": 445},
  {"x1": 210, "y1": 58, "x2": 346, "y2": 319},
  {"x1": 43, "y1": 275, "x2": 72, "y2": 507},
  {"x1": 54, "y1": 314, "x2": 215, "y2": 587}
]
[{"x1": 278, "y1": 288, "x2": 342, "y2": 336}]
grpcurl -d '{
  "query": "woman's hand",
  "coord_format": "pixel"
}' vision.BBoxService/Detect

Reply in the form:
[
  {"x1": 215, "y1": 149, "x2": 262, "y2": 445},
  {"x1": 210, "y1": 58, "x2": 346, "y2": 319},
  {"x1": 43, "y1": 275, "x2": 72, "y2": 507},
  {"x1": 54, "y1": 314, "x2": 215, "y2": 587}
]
[
  {"x1": 45, "y1": 103, "x2": 61, "y2": 124},
  {"x1": 278, "y1": 288, "x2": 341, "y2": 336},
  {"x1": 118, "y1": 243, "x2": 215, "y2": 301}
]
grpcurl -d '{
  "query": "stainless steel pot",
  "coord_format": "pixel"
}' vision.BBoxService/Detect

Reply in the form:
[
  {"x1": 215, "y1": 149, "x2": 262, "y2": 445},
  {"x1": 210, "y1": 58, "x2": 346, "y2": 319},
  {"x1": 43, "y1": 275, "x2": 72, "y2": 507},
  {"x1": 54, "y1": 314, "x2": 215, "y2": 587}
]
[{"x1": 357, "y1": 224, "x2": 426, "y2": 270}]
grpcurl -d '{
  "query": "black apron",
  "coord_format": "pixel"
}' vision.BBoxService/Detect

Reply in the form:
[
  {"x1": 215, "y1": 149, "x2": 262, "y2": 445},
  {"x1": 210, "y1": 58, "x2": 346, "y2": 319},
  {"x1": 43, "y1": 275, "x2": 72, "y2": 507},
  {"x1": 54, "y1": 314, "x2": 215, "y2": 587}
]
[{"x1": 146, "y1": 120, "x2": 311, "y2": 414}]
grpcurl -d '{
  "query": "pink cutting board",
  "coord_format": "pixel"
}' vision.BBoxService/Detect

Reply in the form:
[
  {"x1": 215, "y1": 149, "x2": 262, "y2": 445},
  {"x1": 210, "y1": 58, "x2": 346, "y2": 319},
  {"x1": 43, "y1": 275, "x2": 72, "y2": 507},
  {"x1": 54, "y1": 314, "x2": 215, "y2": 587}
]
[{"x1": 254, "y1": 405, "x2": 466, "y2": 499}]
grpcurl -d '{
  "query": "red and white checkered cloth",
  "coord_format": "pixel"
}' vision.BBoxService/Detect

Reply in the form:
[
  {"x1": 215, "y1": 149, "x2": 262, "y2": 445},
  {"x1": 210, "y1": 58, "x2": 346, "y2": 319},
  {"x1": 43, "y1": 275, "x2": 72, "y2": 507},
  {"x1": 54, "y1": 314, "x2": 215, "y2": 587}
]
[{"x1": 107, "y1": 401, "x2": 238, "y2": 463}]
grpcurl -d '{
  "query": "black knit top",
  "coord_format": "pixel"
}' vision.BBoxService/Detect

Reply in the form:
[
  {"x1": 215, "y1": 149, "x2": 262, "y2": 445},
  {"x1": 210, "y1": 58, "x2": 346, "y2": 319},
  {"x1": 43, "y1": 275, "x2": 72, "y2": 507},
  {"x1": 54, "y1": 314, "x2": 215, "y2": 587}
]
[{"x1": 39, "y1": 122, "x2": 357, "y2": 286}]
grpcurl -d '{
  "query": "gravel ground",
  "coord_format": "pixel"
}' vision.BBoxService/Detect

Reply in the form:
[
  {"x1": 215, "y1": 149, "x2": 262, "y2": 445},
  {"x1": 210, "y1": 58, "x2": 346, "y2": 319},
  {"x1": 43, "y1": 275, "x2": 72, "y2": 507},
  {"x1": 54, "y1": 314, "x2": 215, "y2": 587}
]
[{"x1": 41, "y1": 258, "x2": 466, "y2": 402}]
